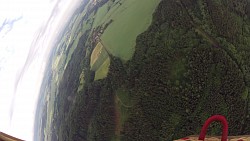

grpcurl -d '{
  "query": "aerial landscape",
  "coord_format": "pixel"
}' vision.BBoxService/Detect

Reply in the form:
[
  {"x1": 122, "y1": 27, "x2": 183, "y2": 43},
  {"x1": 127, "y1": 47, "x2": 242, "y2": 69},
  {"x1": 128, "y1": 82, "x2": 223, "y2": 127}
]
[{"x1": 34, "y1": 0, "x2": 250, "y2": 140}]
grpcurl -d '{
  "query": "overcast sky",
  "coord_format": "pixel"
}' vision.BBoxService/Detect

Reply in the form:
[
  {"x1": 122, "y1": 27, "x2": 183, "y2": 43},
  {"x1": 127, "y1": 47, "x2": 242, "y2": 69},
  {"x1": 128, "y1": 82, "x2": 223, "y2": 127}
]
[{"x1": 0, "y1": 0, "x2": 80, "y2": 140}]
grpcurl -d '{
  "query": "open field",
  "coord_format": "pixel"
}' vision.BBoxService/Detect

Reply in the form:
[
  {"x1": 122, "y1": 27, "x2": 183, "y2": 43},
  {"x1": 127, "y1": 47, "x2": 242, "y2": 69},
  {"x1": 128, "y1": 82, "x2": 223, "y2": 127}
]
[
  {"x1": 93, "y1": 0, "x2": 161, "y2": 60},
  {"x1": 90, "y1": 42, "x2": 109, "y2": 71},
  {"x1": 94, "y1": 57, "x2": 110, "y2": 80},
  {"x1": 92, "y1": 1, "x2": 111, "y2": 28},
  {"x1": 38, "y1": 0, "x2": 250, "y2": 140},
  {"x1": 90, "y1": 42, "x2": 104, "y2": 68},
  {"x1": 90, "y1": 42, "x2": 111, "y2": 80}
]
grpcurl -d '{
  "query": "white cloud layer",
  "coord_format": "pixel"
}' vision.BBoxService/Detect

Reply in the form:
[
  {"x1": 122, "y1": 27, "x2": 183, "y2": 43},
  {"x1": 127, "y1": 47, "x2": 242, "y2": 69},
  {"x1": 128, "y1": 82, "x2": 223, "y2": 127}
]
[{"x1": 0, "y1": 0, "x2": 81, "y2": 140}]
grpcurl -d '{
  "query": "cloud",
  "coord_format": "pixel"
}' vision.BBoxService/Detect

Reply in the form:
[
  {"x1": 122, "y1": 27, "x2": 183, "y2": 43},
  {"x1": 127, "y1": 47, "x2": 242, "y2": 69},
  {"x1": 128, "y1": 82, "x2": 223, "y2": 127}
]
[
  {"x1": 1, "y1": 0, "x2": 82, "y2": 140},
  {"x1": 0, "y1": 16, "x2": 23, "y2": 34},
  {"x1": 0, "y1": 0, "x2": 82, "y2": 139}
]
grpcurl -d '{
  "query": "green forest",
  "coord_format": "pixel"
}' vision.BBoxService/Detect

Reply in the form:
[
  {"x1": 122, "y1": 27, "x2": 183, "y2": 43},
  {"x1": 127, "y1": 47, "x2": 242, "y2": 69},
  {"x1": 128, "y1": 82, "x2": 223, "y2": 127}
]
[{"x1": 38, "y1": 0, "x2": 250, "y2": 140}]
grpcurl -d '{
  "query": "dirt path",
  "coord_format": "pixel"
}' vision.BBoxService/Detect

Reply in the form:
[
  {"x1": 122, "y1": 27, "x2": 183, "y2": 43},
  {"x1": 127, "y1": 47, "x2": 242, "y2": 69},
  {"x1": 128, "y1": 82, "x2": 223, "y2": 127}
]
[
  {"x1": 194, "y1": 26, "x2": 219, "y2": 47},
  {"x1": 114, "y1": 94, "x2": 132, "y2": 140},
  {"x1": 114, "y1": 95, "x2": 122, "y2": 139}
]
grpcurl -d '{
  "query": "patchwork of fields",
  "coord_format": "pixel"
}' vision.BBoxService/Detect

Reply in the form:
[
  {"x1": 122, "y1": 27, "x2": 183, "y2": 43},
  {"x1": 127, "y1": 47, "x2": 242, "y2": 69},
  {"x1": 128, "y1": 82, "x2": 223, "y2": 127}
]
[{"x1": 37, "y1": 0, "x2": 250, "y2": 140}]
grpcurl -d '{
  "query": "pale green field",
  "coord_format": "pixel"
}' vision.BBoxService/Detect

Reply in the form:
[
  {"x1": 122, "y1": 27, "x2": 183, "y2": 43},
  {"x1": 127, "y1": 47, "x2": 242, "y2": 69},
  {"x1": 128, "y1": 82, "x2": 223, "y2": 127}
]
[
  {"x1": 97, "y1": 0, "x2": 161, "y2": 60},
  {"x1": 90, "y1": 46, "x2": 109, "y2": 71},
  {"x1": 92, "y1": 2, "x2": 111, "y2": 28},
  {"x1": 90, "y1": 42, "x2": 110, "y2": 80},
  {"x1": 94, "y1": 57, "x2": 110, "y2": 80},
  {"x1": 90, "y1": 42, "x2": 104, "y2": 68}
]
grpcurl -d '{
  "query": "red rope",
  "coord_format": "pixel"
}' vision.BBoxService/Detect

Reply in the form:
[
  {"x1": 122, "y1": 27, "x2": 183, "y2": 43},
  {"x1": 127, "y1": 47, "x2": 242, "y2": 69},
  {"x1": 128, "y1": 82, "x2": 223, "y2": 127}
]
[{"x1": 198, "y1": 115, "x2": 228, "y2": 141}]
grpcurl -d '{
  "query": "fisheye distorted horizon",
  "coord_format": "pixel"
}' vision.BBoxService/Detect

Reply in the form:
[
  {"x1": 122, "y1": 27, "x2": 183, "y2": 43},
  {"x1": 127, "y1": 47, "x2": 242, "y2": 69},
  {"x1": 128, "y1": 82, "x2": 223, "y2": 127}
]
[
  {"x1": 1, "y1": 0, "x2": 250, "y2": 140},
  {"x1": 0, "y1": 0, "x2": 80, "y2": 140}
]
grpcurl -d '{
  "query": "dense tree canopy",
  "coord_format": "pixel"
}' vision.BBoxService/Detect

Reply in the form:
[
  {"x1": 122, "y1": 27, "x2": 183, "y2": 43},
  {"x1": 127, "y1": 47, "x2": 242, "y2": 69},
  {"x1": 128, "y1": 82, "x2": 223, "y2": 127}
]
[{"x1": 40, "y1": 0, "x2": 250, "y2": 140}]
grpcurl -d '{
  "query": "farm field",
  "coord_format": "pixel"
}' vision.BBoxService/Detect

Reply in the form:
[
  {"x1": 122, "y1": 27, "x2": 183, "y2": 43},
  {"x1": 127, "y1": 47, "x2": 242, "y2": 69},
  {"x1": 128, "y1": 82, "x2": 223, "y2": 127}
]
[
  {"x1": 36, "y1": 0, "x2": 250, "y2": 141},
  {"x1": 93, "y1": 0, "x2": 161, "y2": 60}
]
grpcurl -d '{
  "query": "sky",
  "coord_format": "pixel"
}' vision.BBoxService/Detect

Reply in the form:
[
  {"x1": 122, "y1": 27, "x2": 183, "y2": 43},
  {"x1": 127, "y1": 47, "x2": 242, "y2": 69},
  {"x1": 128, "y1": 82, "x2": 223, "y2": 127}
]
[{"x1": 0, "y1": 0, "x2": 81, "y2": 140}]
